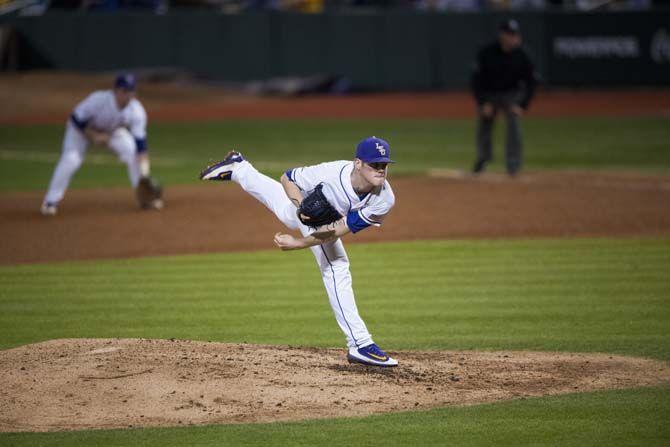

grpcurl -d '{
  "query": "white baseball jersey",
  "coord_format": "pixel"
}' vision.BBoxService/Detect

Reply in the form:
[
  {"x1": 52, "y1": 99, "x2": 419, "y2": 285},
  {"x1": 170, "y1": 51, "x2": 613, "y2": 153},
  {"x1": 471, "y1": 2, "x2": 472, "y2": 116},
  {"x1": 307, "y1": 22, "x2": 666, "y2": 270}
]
[
  {"x1": 71, "y1": 90, "x2": 147, "y2": 149},
  {"x1": 43, "y1": 91, "x2": 147, "y2": 206},
  {"x1": 286, "y1": 161, "x2": 395, "y2": 233}
]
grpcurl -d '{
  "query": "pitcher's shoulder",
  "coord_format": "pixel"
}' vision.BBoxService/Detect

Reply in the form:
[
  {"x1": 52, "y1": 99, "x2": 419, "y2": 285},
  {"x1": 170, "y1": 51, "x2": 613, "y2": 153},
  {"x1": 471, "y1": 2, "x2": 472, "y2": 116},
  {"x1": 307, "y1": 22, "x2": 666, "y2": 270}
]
[{"x1": 319, "y1": 160, "x2": 353, "y2": 182}]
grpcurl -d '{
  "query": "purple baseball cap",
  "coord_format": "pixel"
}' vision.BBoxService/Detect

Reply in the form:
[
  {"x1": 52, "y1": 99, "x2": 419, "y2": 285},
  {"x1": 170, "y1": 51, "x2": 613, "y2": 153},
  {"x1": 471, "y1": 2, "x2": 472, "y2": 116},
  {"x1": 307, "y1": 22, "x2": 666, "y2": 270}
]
[
  {"x1": 114, "y1": 73, "x2": 136, "y2": 91},
  {"x1": 355, "y1": 136, "x2": 395, "y2": 163}
]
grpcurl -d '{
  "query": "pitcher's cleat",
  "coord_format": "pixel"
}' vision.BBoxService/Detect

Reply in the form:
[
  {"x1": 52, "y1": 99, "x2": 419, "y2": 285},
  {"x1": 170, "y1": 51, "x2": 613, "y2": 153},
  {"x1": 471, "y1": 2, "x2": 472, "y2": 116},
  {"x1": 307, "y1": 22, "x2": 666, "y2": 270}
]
[
  {"x1": 347, "y1": 343, "x2": 398, "y2": 367},
  {"x1": 40, "y1": 202, "x2": 58, "y2": 216},
  {"x1": 199, "y1": 151, "x2": 245, "y2": 181}
]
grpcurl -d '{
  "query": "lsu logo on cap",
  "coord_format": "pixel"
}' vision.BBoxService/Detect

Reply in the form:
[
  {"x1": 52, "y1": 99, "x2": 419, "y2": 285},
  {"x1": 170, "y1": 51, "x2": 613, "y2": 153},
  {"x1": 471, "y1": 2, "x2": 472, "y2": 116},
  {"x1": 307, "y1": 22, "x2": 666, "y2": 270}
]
[{"x1": 355, "y1": 136, "x2": 394, "y2": 163}]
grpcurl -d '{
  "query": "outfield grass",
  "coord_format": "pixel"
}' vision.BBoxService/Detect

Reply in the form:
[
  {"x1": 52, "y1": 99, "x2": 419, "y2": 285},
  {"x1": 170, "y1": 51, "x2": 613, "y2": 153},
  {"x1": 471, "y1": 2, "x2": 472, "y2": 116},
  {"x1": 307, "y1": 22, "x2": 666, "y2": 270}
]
[
  {"x1": 1, "y1": 238, "x2": 669, "y2": 445},
  {"x1": 1, "y1": 117, "x2": 669, "y2": 192}
]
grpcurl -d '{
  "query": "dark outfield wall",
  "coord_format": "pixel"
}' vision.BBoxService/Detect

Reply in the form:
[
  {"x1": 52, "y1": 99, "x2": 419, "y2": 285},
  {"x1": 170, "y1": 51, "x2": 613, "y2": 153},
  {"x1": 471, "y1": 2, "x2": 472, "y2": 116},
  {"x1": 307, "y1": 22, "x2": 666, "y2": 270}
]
[{"x1": 3, "y1": 11, "x2": 669, "y2": 89}]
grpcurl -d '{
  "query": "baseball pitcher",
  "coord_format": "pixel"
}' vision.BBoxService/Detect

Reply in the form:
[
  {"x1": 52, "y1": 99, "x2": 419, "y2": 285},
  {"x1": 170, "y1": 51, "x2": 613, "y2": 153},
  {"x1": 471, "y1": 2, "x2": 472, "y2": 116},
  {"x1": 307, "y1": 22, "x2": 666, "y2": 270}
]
[
  {"x1": 41, "y1": 73, "x2": 163, "y2": 216},
  {"x1": 199, "y1": 137, "x2": 398, "y2": 367}
]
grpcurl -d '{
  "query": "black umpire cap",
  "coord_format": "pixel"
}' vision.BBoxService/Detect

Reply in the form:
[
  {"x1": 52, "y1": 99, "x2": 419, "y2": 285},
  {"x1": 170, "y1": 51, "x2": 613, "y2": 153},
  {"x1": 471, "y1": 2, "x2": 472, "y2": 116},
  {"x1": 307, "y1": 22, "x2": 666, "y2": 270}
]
[{"x1": 499, "y1": 19, "x2": 521, "y2": 34}]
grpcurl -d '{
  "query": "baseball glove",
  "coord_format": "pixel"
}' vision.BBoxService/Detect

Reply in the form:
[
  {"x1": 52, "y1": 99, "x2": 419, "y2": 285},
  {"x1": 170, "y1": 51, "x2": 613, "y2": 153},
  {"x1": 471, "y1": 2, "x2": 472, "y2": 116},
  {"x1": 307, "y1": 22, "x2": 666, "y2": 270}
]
[
  {"x1": 136, "y1": 176, "x2": 164, "y2": 210},
  {"x1": 297, "y1": 184, "x2": 342, "y2": 228}
]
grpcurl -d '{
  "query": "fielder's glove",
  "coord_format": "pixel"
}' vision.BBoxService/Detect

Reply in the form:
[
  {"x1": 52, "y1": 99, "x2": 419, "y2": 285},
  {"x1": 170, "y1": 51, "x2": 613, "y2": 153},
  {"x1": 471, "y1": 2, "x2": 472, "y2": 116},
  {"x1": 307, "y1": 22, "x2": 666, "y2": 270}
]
[
  {"x1": 136, "y1": 176, "x2": 164, "y2": 210},
  {"x1": 297, "y1": 183, "x2": 342, "y2": 228}
]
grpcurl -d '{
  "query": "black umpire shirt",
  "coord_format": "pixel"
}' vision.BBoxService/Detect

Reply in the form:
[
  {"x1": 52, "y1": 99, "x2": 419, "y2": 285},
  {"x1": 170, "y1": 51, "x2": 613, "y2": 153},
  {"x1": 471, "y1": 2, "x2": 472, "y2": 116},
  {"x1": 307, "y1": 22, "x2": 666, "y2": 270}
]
[{"x1": 471, "y1": 41, "x2": 538, "y2": 110}]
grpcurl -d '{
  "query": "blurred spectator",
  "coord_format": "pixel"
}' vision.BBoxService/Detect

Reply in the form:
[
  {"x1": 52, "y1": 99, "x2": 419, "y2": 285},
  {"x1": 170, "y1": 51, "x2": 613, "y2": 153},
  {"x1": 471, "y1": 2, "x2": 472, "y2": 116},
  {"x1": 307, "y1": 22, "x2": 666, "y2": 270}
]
[
  {"x1": 414, "y1": 0, "x2": 481, "y2": 11},
  {"x1": 574, "y1": 0, "x2": 650, "y2": 9},
  {"x1": 279, "y1": 0, "x2": 324, "y2": 12},
  {"x1": 1, "y1": 0, "x2": 50, "y2": 14},
  {"x1": 487, "y1": 0, "x2": 546, "y2": 8},
  {"x1": 470, "y1": 19, "x2": 538, "y2": 176},
  {"x1": 82, "y1": 0, "x2": 120, "y2": 10},
  {"x1": 508, "y1": 0, "x2": 546, "y2": 8},
  {"x1": 50, "y1": 0, "x2": 166, "y2": 10}
]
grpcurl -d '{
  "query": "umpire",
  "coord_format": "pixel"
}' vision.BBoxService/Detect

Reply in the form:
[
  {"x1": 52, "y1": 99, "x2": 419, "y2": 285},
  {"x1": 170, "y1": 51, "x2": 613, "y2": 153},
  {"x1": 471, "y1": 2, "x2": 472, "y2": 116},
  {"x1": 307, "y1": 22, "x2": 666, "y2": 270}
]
[{"x1": 471, "y1": 19, "x2": 538, "y2": 176}]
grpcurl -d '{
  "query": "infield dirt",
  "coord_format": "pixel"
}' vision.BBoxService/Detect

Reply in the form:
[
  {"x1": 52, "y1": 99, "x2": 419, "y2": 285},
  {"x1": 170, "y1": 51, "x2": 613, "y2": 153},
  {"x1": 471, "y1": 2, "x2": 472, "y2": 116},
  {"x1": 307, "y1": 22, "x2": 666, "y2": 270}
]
[
  {"x1": 2, "y1": 171, "x2": 670, "y2": 265},
  {"x1": 1, "y1": 338, "x2": 669, "y2": 432}
]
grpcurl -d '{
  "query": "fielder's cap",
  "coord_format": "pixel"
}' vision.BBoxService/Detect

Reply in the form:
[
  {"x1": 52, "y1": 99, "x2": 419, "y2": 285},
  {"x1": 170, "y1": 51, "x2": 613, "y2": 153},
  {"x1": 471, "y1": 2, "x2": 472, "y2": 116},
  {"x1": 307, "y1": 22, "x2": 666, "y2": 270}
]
[
  {"x1": 499, "y1": 19, "x2": 521, "y2": 34},
  {"x1": 355, "y1": 136, "x2": 395, "y2": 163},
  {"x1": 114, "y1": 73, "x2": 136, "y2": 91}
]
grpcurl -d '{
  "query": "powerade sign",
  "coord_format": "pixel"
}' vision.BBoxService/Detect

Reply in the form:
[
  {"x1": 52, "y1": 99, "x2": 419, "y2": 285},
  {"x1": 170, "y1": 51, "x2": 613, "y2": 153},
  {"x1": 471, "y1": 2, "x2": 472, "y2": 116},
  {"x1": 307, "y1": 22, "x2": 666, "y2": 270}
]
[
  {"x1": 554, "y1": 36, "x2": 640, "y2": 59},
  {"x1": 546, "y1": 13, "x2": 670, "y2": 85}
]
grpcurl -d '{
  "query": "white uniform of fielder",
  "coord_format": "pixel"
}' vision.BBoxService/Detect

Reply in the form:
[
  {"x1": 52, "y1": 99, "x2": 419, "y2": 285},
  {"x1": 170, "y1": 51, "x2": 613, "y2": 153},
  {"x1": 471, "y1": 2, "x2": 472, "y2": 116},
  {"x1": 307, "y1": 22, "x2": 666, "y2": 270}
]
[
  {"x1": 200, "y1": 136, "x2": 398, "y2": 367},
  {"x1": 41, "y1": 74, "x2": 151, "y2": 215}
]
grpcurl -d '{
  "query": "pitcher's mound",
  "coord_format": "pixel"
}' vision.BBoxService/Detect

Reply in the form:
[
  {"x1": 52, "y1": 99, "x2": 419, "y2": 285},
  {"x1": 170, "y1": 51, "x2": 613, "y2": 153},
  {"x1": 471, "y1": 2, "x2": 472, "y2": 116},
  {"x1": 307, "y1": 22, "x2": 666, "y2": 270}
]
[{"x1": 1, "y1": 338, "x2": 668, "y2": 432}]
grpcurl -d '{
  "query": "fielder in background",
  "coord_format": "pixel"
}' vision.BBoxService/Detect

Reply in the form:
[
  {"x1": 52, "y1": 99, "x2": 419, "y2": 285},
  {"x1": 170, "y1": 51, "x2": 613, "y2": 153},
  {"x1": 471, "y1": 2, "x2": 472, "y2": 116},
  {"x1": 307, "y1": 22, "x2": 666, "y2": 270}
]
[
  {"x1": 41, "y1": 73, "x2": 163, "y2": 216},
  {"x1": 199, "y1": 137, "x2": 398, "y2": 367},
  {"x1": 471, "y1": 19, "x2": 539, "y2": 176}
]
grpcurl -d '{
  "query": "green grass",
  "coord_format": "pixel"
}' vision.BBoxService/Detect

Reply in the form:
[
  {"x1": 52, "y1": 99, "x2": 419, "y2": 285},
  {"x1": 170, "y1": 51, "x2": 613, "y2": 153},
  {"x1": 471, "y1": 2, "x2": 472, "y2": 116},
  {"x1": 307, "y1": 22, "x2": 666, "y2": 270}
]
[
  {"x1": 3, "y1": 387, "x2": 669, "y2": 447},
  {"x1": 1, "y1": 239, "x2": 669, "y2": 359},
  {"x1": 1, "y1": 117, "x2": 669, "y2": 192}
]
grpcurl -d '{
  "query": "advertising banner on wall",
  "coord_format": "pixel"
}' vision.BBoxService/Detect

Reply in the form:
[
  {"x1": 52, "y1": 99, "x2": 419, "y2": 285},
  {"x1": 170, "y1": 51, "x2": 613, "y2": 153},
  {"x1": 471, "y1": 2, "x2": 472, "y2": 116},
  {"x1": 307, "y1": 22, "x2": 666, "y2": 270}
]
[{"x1": 546, "y1": 12, "x2": 670, "y2": 85}]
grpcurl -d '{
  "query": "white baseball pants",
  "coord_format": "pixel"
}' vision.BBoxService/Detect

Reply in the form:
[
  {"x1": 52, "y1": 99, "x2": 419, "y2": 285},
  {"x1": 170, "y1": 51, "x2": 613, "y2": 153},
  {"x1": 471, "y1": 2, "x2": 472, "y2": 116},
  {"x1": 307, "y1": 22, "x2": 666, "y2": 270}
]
[
  {"x1": 233, "y1": 161, "x2": 374, "y2": 349},
  {"x1": 44, "y1": 123, "x2": 141, "y2": 205}
]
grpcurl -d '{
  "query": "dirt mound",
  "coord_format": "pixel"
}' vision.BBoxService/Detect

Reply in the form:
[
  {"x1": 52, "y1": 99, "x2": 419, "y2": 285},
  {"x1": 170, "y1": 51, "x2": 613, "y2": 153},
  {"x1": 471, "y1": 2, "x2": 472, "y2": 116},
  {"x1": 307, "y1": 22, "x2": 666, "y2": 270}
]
[
  {"x1": 1, "y1": 338, "x2": 668, "y2": 432},
  {"x1": 2, "y1": 172, "x2": 670, "y2": 265}
]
